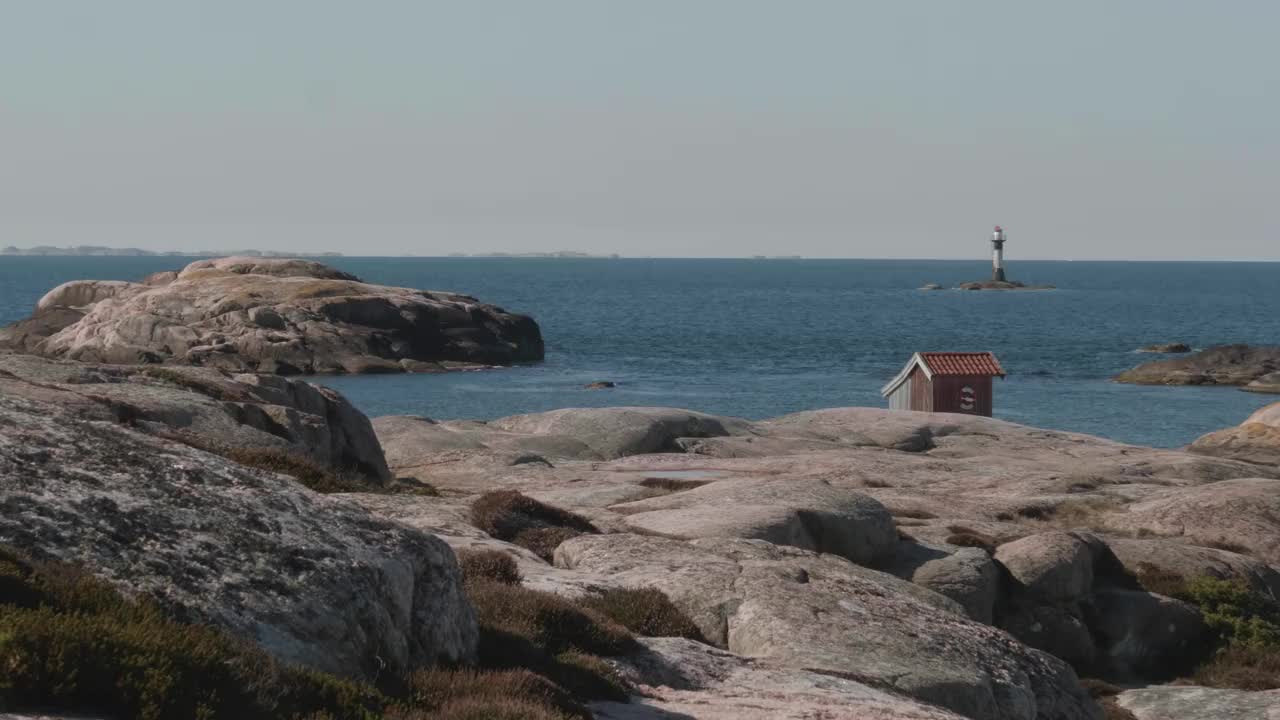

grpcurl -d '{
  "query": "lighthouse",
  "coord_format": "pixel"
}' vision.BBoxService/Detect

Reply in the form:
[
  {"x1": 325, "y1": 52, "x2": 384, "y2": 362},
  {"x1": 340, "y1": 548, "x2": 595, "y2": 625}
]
[{"x1": 991, "y1": 226, "x2": 1007, "y2": 282}]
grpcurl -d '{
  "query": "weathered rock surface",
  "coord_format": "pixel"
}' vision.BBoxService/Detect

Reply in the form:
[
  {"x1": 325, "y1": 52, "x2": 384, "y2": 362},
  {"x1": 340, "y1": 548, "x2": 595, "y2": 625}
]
[
  {"x1": 1115, "y1": 344, "x2": 1280, "y2": 386},
  {"x1": 0, "y1": 353, "x2": 390, "y2": 483},
  {"x1": 1190, "y1": 402, "x2": 1280, "y2": 467},
  {"x1": 1106, "y1": 537, "x2": 1280, "y2": 599},
  {"x1": 0, "y1": 256, "x2": 543, "y2": 374},
  {"x1": 888, "y1": 542, "x2": 1001, "y2": 623},
  {"x1": 1247, "y1": 372, "x2": 1280, "y2": 394},
  {"x1": 996, "y1": 532, "x2": 1096, "y2": 604},
  {"x1": 1084, "y1": 589, "x2": 1208, "y2": 680},
  {"x1": 610, "y1": 477, "x2": 898, "y2": 567},
  {"x1": 1115, "y1": 685, "x2": 1280, "y2": 719},
  {"x1": 592, "y1": 638, "x2": 970, "y2": 720},
  {"x1": 1119, "y1": 478, "x2": 1280, "y2": 564},
  {"x1": 0, "y1": 390, "x2": 476, "y2": 679},
  {"x1": 557, "y1": 534, "x2": 1101, "y2": 720}
]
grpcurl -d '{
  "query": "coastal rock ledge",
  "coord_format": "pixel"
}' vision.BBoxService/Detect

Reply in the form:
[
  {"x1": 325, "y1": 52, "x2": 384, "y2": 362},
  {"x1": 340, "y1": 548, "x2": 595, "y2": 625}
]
[{"x1": 0, "y1": 256, "x2": 544, "y2": 375}]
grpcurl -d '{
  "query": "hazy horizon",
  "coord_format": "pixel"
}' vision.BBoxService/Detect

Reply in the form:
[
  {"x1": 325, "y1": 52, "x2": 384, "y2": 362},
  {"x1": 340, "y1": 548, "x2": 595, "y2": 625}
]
[{"x1": 3, "y1": 2, "x2": 1276, "y2": 260}]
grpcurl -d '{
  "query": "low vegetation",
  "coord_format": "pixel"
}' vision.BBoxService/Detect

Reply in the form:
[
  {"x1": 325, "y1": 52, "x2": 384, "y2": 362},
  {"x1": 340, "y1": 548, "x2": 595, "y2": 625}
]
[
  {"x1": 0, "y1": 545, "x2": 630, "y2": 720},
  {"x1": 1078, "y1": 679, "x2": 1138, "y2": 720},
  {"x1": 465, "y1": 578, "x2": 632, "y2": 704},
  {"x1": 581, "y1": 588, "x2": 705, "y2": 642},
  {"x1": 456, "y1": 549, "x2": 523, "y2": 586},
  {"x1": 471, "y1": 491, "x2": 599, "y2": 561},
  {"x1": 945, "y1": 525, "x2": 1001, "y2": 553},
  {"x1": 0, "y1": 546, "x2": 383, "y2": 720},
  {"x1": 890, "y1": 508, "x2": 937, "y2": 520},
  {"x1": 1132, "y1": 566, "x2": 1280, "y2": 690},
  {"x1": 639, "y1": 476, "x2": 712, "y2": 494}
]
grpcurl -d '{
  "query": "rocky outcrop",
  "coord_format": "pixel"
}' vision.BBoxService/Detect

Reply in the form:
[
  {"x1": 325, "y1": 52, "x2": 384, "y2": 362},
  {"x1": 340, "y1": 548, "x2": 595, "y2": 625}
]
[
  {"x1": 957, "y1": 280, "x2": 1055, "y2": 290},
  {"x1": 356, "y1": 404, "x2": 1280, "y2": 714},
  {"x1": 1115, "y1": 344, "x2": 1280, "y2": 386},
  {"x1": 592, "y1": 637, "x2": 971, "y2": 719},
  {"x1": 557, "y1": 534, "x2": 1100, "y2": 720},
  {"x1": 1119, "y1": 478, "x2": 1280, "y2": 564},
  {"x1": 0, "y1": 388, "x2": 476, "y2": 679},
  {"x1": 1138, "y1": 343, "x2": 1192, "y2": 354},
  {"x1": 1115, "y1": 685, "x2": 1280, "y2": 719},
  {"x1": 0, "y1": 256, "x2": 543, "y2": 374},
  {"x1": 0, "y1": 353, "x2": 390, "y2": 483},
  {"x1": 1247, "y1": 372, "x2": 1280, "y2": 394},
  {"x1": 1190, "y1": 402, "x2": 1280, "y2": 466}
]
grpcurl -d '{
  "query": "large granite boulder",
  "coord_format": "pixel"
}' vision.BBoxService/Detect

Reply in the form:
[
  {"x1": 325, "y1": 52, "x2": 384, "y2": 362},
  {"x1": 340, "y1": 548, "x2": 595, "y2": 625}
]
[
  {"x1": 0, "y1": 389, "x2": 476, "y2": 679},
  {"x1": 1115, "y1": 686, "x2": 1280, "y2": 720},
  {"x1": 490, "y1": 407, "x2": 758, "y2": 459},
  {"x1": 1115, "y1": 344, "x2": 1280, "y2": 386},
  {"x1": 0, "y1": 353, "x2": 391, "y2": 483},
  {"x1": 610, "y1": 477, "x2": 898, "y2": 567},
  {"x1": 592, "y1": 637, "x2": 971, "y2": 719},
  {"x1": 557, "y1": 533, "x2": 1101, "y2": 720},
  {"x1": 0, "y1": 256, "x2": 543, "y2": 374},
  {"x1": 887, "y1": 541, "x2": 1001, "y2": 623},
  {"x1": 1120, "y1": 478, "x2": 1280, "y2": 564},
  {"x1": 1190, "y1": 402, "x2": 1280, "y2": 466},
  {"x1": 1105, "y1": 537, "x2": 1280, "y2": 599},
  {"x1": 996, "y1": 532, "x2": 1095, "y2": 604}
]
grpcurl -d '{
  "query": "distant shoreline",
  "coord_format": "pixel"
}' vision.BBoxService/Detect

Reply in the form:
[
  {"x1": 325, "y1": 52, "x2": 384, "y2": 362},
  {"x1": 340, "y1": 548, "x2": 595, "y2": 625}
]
[{"x1": 2, "y1": 248, "x2": 1277, "y2": 262}]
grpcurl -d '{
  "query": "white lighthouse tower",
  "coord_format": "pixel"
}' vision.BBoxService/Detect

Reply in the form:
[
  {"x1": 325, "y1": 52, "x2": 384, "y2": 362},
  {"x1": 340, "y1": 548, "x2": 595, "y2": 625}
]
[{"x1": 991, "y1": 226, "x2": 1007, "y2": 282}]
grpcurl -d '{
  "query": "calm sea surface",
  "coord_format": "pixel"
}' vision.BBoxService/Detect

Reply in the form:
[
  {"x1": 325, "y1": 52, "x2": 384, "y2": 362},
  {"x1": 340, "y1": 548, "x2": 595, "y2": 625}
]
[{"x1": 1, "y1": 256, "x2": 1276, "y2": 448}]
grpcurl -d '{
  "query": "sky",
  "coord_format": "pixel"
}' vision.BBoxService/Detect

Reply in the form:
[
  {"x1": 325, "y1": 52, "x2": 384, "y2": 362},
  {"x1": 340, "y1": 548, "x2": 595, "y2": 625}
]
[{"x1": 1, "y1": 1, "x2": 1276, "y2": 259}]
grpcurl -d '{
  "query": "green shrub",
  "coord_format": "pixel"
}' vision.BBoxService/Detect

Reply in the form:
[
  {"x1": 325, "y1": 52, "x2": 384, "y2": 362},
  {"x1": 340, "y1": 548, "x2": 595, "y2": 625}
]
[
  {"x1": 1182, "y1": 576, "x2": 1280, "y2": 649},
  {"x1": 581, "y1": 588, "x2": 704, "y2": 642},
  {"x1": 457, "y1": 549, "x2": 522, "y2": 586},
  {"x1": 471, "y1": 491, "x2": 598, "y2": 561}
]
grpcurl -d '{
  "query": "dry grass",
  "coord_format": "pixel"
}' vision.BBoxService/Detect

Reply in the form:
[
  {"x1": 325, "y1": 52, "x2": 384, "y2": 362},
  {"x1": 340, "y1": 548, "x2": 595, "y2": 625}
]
[
  {"x1": 220, "y1": 446, "x2": 374, "y2": 493},
  {"x1": 1190, "y1": 644, "x2": 1280, "y2": 690},
  {"x1": 581, "y1": 588, "x2": 704, "y2": 642},
  {"x1": 1079, "y1": 679, "x2": 1138, "y2": 720},
  {"x1": 1198, "y1": 538, "x2": 1254, "y2": 555},
  {"x1": 1132, "y1": 562, "x2": 1188, "y2": 598},
  {"x1": 945, "y1": 525, "x2": 1002, "y2": 553},
  {"x1": 891, "y1": 508, "x2": 937, "y2": 520},
  {"x1": 471, "y1": 491, "x2": 598, "y2": 561},
  {"x1": 466, "y1": 578, "x2": 632, "y2": 703},
  {"x1": 457, "y1": 549, "x2": 522, "y2": 586},
  {"x1": 638, "y1": 477, "x2": 712, "y2": 494},
  {"x1": 861, "y1": 478, "x2": 892, "y2": 489},
  {"x1": 1017, "y1": 497, "x2": 1128, "y2": 531},
  {"x1": 397, "y1": 668, "x2": 588, "y2": 720},
  {"x1": 143, "y1": 366, "x2": 247, "y2": 402}
]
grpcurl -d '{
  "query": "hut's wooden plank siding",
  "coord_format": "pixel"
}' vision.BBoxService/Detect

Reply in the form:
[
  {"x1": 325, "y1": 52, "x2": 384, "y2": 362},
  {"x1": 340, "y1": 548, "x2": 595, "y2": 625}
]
[
  {"x1": 909, "y1": 366, "x2": 932, "y2": 412},
  {"x1": 931, "y1": 375, "x2": 993, "y2": 416}
]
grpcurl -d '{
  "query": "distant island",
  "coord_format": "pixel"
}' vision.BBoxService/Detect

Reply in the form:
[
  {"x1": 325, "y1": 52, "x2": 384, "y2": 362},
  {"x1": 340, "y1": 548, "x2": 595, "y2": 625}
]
[
  {"x1": 1, "y1": 246, "x2": 343, "y2": 258},
  {"x1": 446, "y1": 251, "x2": 621, "y2": 258}
]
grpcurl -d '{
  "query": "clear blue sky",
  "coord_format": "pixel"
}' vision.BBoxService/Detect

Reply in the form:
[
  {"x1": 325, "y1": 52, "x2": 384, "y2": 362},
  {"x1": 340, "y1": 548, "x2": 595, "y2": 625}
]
[{"x1": 2, "y1": 1, "x2": 1276, "y2": 258}]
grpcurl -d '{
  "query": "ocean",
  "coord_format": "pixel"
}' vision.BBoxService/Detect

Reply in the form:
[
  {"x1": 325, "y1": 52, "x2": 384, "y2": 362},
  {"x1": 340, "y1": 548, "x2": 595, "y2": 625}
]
[{"x1": 1, "y1": 256, "x2": 1276, "y2": 448}]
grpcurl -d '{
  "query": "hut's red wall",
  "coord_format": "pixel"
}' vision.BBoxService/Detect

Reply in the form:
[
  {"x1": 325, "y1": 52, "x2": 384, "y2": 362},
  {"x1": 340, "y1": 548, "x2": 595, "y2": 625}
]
[
  {"x1": 909, "y1": 366, "x2": 932, "y2": 412},
  {"x1": 931, "y1": 375, "x2": 993, "y2": 416}
]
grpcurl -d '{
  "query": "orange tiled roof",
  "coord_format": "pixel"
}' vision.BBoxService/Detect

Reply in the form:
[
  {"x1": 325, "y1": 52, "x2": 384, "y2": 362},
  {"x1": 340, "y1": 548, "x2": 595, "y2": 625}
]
[{"x1": 918, "y1": 352, "x2": 1006, "y2": 377}]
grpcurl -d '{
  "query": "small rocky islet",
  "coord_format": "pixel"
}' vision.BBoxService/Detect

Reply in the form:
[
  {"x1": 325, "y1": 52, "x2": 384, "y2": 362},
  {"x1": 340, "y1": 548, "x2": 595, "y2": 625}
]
[{"x1": 1, "y1": 258, "x2": 1278, "y2": 720}]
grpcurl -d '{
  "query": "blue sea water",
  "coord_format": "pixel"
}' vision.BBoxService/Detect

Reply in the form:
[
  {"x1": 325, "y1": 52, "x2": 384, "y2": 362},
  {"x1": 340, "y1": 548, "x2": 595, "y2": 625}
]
[{"x1": 1, "y1": 256, "x2": 1276, "y2": 448}]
